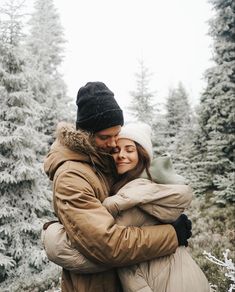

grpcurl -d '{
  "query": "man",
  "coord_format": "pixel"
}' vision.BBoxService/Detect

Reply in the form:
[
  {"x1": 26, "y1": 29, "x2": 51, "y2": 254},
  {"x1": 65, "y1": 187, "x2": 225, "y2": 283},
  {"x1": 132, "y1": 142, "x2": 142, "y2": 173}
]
[{"x1": 44, "y1": 81, "x2": 192, "y2": 292}]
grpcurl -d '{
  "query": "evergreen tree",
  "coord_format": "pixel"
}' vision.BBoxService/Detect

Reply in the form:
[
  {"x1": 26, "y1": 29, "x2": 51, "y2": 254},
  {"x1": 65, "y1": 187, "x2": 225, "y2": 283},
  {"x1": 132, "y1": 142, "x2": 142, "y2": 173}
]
[
  {"x1": 128, "y1": 58, "x2": 156, "y2": 125},
  {"x1": 27, "y1": 0, "x2": 72, "y2": 141},
  {"x1": 0, "y1": 1, "x2": 57, "y2": 289},
  {"x1": 28, "y1": 0, "x2": 65, "y2": 76},
  {"x1": 151, "y1": 113, "x2": 168, "y2": 155},
  {"x1": 165, "y1": 82, "x2": 192, "y2": 139},
  {"x1": 163, "y1": 83, "x2": 194, "y2": 178},
  {"x1": 191, "y1": 0, "x2": 235, "y2": 203}
]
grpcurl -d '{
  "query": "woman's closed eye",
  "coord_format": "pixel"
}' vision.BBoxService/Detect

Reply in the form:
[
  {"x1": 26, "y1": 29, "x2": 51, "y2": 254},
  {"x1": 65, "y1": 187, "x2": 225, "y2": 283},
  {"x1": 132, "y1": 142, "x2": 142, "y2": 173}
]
[{"x1": 125, "y1": 146, "x2": 136, "y2": 153}]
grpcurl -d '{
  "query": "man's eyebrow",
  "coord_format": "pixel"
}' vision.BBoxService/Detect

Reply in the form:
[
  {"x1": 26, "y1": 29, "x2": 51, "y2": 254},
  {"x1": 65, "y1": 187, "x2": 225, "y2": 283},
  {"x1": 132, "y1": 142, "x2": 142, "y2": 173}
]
[{"x1": 97, "y1": 134, "x2": 110, "y2": 138}]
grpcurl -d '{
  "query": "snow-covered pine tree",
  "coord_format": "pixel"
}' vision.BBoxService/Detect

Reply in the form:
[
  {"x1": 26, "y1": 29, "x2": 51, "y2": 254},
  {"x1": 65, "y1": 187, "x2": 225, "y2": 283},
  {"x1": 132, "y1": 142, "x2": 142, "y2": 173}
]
[
  {"x1": 0, "y1": 1, "x2": 57, "y2": 290},
  {"x1": 165, "y1": 82, "x2": 192, "y2": 139},
  {"x1": 163, "y1": 83, "x2": 194, "y2": 177},
  {"x1": 27, "y1": 0, "x2": 73, "y2": 142},
  {"x1": 191, "y1": 0, "x2": 235, "y2": 203},
  {"x1": 128, "y1": 58, "x2": 156, "y2": 126},
  {"x1": 151, "y1": 112, "x2": 169, "y2": 155}
]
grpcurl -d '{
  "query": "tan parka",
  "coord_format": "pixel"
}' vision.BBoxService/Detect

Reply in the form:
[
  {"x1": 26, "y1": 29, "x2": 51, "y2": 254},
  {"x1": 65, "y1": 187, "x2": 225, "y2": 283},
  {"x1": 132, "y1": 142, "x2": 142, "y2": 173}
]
[{"x1": 44, "y1": 122, "x2": 179, "y2": 292}]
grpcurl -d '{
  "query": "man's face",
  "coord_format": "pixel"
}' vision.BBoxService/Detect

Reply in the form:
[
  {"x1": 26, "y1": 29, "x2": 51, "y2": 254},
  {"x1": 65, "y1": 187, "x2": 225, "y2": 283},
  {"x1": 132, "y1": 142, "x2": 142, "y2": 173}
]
[{"x1": 94, "y1": 125, "x2": 121, "y2": 152}]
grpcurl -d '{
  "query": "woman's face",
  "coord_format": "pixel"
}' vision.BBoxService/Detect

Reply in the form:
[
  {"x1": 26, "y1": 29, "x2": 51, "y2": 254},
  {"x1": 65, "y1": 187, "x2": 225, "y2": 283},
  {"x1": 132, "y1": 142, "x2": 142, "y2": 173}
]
[{"x1": 111, "y1": 138, "x2": 139, "y2": 174}]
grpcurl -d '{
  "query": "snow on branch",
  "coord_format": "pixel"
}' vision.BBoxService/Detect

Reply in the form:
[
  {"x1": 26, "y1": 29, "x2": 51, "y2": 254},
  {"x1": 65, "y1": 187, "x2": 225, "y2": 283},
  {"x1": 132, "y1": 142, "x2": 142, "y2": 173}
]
[{"x1": 203, "y1": 249, "x2": 235, "y2": 292}]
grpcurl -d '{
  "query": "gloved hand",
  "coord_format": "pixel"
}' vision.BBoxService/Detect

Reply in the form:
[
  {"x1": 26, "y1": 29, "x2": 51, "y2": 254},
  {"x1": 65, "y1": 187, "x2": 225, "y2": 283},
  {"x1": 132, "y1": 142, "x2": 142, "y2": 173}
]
[{"x1": 171, "y1": 214, "x2": 192, "y2": 246}]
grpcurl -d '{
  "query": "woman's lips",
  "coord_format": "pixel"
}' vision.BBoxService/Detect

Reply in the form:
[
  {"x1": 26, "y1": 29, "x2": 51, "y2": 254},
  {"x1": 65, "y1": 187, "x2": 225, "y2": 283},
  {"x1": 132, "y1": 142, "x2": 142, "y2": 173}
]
[{"x1": 116, "y1": 162, "x2": 129, "y2": 166}]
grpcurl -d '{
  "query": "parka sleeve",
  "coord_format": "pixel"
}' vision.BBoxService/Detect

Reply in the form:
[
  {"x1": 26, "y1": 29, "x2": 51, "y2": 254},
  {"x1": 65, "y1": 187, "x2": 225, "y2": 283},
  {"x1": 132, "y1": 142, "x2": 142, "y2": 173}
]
[
  {"x1": 103, "y1": 179, "x2": 193, "y2": 222},
  {"x1": 54, "y1": 168, "x2": 179, "y2": 267}
]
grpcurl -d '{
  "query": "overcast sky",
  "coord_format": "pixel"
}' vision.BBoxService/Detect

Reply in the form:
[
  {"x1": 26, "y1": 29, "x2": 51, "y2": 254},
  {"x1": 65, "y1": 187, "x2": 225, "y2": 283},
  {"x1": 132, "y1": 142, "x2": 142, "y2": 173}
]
[{"x1": 53, "y1": 0, "x2": 214, "y2": 118}]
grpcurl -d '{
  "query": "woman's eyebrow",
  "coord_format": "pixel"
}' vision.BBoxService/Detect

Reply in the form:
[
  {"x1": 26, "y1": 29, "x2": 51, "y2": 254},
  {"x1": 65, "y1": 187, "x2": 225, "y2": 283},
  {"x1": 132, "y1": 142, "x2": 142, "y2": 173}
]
[{"x1": 125, "y1": 145, "x2": 136, "y2": 149}]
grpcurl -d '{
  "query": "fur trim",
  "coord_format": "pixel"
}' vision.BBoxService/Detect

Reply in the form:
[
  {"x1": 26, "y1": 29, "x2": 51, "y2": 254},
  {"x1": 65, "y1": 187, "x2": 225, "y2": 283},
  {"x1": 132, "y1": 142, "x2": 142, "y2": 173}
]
[{"x1": 55, "y1": 122, "x2": 96, "y2": 154}]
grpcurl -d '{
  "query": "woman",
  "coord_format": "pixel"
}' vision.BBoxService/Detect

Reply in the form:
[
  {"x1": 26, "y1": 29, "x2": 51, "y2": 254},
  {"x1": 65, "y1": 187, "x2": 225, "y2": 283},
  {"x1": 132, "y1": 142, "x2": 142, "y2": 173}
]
[{"x1": 42, "y1": 122, "x2": 210, "y2": 292}]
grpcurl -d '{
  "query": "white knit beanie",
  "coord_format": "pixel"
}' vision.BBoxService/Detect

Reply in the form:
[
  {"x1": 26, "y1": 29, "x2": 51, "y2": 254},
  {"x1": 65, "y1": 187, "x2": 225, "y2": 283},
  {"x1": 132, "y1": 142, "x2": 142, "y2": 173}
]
[{"x1": 118, "y1": 122, "x2": 153, "y2": 161}]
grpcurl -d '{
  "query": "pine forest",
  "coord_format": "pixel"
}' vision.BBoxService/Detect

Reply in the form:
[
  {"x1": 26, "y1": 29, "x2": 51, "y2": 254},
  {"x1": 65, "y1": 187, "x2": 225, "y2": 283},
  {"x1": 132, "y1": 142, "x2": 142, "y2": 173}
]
[{"x1": 0, "y1": 0, "x2": 234, "y2": 291}]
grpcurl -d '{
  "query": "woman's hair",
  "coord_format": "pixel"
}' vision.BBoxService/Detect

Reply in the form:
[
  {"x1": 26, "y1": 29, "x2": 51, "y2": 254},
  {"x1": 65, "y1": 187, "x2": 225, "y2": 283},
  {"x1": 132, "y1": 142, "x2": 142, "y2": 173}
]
[{"x1": 110, "y1": 142, "x2": 152, "y2": 195}]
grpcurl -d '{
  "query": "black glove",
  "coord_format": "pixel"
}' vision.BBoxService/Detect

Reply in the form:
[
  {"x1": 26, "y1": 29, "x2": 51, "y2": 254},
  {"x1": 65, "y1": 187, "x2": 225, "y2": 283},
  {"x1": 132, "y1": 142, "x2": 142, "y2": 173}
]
[{"x1": 171, "y1": 214, "x2": 192, "y2": 246}]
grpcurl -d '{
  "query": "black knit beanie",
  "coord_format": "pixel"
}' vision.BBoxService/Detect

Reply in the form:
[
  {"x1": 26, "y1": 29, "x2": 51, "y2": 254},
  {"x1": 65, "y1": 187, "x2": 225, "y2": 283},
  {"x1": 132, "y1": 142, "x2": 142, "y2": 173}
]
[{"x1": 76, "y1": 82, "x2": 124, "y2": 133}]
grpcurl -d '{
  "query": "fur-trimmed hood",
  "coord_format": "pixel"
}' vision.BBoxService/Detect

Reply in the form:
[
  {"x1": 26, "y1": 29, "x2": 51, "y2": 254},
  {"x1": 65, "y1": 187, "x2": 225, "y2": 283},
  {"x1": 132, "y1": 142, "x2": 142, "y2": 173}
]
[
  {"x1": 55, "y1": 122, "x2": 96, "y2": 155},
  {"x1": 44, "y1": 122, "x2": 117, "y2": 181}
]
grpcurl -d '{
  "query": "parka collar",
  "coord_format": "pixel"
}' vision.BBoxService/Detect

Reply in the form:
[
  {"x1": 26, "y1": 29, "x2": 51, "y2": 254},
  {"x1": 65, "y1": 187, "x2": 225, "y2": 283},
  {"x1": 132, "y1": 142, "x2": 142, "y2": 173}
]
[{"x1": 44, "y1": 122, "x2": 118, "y2": 181}]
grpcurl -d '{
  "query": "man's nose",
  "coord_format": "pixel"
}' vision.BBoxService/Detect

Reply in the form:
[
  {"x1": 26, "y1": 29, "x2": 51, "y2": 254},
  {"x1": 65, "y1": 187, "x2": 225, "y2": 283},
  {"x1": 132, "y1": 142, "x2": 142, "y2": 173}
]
[{"x1": 107, "y1": 137, "x2": 116, "y2": 148}]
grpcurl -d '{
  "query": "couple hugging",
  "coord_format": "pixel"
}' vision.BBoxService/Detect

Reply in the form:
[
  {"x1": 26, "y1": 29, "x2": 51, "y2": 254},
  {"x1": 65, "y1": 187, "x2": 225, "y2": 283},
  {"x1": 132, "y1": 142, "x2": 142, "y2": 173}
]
[{"x1": 42, "y1": 82, "x2": 210, "y2": 292}]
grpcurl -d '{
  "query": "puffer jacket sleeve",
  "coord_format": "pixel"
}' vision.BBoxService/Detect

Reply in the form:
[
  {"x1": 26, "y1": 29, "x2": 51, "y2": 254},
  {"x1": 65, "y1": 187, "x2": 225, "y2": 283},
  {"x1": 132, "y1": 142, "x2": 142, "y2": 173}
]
[
  {"x1": 42, "y1": 222, "x2": 110, "y2": 274},
  {"x1": 140, "y1": 184, "x2": 193, "y2": 223},
  {"x1": 103, "y1": 179, "x2": 193, "y2": 222},
  {"x1": 54, "y1": 166, "x2": 178, "y2": 267}
]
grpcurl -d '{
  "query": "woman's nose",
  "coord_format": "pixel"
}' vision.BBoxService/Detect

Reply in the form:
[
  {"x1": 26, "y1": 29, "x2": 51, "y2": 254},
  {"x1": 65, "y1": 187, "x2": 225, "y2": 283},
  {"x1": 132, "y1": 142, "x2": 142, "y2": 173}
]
[{"x1": 118, "y1": 149, "x2": 126, "y2": 158}]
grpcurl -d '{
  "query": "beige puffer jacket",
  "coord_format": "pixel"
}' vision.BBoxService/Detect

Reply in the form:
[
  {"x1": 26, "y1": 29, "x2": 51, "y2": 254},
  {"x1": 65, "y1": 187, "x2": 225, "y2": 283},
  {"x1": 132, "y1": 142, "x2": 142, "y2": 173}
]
[
  {"x1": 103, "y1": 179, "x2": 211, "y2": 292},
  {"x1": 43, "y1": 122, "x2": 179, "y2": 292}
]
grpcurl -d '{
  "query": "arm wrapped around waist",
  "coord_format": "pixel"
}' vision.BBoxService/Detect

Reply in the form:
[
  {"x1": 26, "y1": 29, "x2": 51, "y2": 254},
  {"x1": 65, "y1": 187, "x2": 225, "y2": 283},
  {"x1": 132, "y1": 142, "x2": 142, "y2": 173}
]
[{"x1": 41, "y1": 222, "x2": 109, "y2": 273}]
